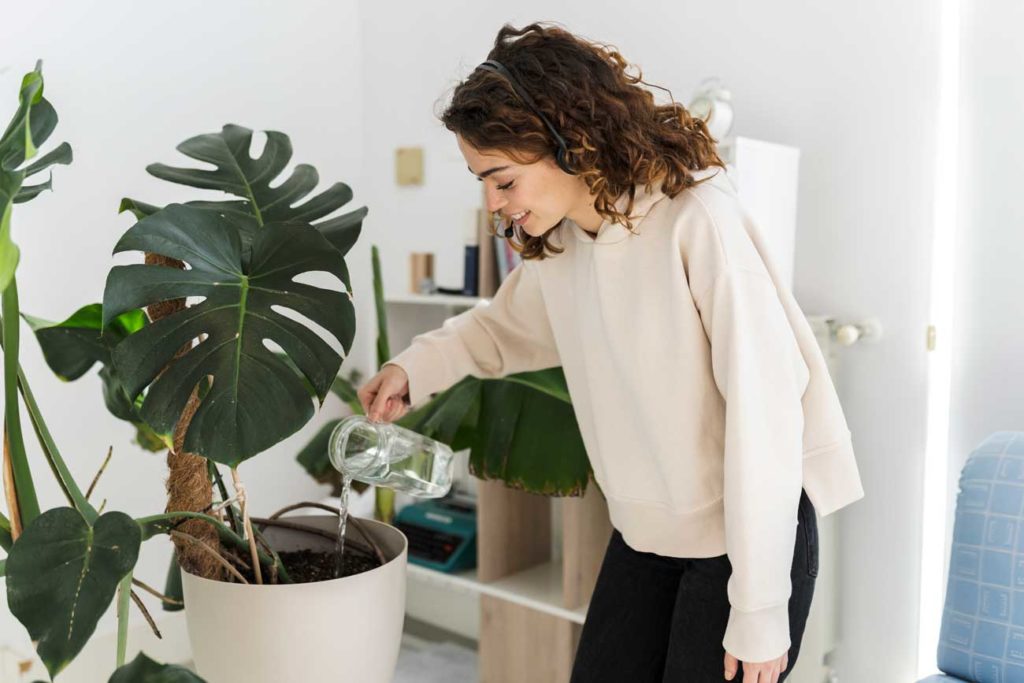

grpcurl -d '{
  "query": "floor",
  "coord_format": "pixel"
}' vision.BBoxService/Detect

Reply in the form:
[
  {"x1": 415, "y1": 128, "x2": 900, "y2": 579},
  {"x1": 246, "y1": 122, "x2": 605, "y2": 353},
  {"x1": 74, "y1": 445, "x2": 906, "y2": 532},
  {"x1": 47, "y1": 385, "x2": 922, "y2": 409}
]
[
  {"x1": 179, "y1": 616, "x2": 479, "y2": 682},
  {"x1": 393, "y1": 616, "x2": 478, "y2": 683}
]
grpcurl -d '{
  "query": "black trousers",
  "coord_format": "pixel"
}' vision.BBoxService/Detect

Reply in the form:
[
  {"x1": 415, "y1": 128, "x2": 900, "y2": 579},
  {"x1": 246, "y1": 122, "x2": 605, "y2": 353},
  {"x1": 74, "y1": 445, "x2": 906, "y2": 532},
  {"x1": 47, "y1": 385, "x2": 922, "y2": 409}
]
[{"x1": 569, "y1": 489, "x2": 819, "y2": 683}]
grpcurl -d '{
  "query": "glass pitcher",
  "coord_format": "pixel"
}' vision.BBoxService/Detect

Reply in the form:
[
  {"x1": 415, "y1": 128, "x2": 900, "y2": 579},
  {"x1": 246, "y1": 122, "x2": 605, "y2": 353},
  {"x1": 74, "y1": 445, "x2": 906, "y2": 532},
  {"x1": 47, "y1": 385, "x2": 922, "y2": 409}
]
[{"x1": 328, "y1": 415, "x2": 455, "y2": 498}]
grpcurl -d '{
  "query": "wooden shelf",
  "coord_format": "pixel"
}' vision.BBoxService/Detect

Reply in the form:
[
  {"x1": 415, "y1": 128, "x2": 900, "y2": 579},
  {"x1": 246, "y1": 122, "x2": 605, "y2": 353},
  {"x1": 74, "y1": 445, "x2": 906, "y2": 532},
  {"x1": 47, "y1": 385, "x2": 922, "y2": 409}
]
[{"x1": 407, "y1": 560, "x2": 589, "y2": 625}]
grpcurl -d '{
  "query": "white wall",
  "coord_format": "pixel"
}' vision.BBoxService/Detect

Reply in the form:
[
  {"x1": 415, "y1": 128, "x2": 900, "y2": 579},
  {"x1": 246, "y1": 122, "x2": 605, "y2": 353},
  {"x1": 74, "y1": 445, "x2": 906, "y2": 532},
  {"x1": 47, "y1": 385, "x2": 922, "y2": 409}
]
[
  {"x1": 950, "y1": 5, "x2": 1024, "y2": 487},
  {"x1": 358, "y1": 3, "x2": 940, "y2": 682},
  {"x1": 947, "y1": 0, "x2": 1024, "y2": 634},
  {"x1": 0, "y1": 0, "x2": 365, "y2": 663}
]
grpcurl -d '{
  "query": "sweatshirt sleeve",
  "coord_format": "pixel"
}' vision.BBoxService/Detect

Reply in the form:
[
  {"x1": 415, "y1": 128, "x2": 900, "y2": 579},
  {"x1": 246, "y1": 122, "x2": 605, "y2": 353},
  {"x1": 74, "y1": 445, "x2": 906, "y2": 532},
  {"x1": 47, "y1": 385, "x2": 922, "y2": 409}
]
[
  {"x1": 383, "y1": 261, "x2": 560, "y2": 407},
  {"x1": 695, "y1": 266, "x2": 811, "y2": 664}
]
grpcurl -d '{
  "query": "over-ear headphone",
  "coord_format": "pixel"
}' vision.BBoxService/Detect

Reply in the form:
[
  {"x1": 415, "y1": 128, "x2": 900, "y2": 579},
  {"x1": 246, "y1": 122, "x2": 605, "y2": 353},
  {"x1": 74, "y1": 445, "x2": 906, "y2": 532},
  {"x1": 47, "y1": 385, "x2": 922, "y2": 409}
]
[{"x1": 475, "y1": 59, "x2": 576, "y2": 177}]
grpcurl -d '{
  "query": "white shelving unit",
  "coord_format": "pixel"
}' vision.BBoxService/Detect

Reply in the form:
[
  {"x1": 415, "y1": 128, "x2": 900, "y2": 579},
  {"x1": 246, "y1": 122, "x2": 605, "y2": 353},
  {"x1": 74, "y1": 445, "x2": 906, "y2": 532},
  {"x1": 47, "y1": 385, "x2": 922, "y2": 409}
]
[
  {"x1": 386, "y1": 293, "x2": 488, "y2": 307},
  {"x1": 386, "y1": 290, "x2": 609, "y2": 681},
  {"x1": 407, "y1": 560, "x2": 588, "y2": 625}
]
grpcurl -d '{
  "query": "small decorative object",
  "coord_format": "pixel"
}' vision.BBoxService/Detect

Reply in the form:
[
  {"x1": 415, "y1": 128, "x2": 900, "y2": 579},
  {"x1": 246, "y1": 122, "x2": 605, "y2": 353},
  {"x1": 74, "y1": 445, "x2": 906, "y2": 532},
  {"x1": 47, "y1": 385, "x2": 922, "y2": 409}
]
[
  {"x1": 409, "y1": 252, "x2": 435, "y2": 294},
  {"x1": 395, "y1": 146, "x2": 424, "y2": 186},
  {"x1": 688, "y1": 77, "x2": 734, "y2": 141}
]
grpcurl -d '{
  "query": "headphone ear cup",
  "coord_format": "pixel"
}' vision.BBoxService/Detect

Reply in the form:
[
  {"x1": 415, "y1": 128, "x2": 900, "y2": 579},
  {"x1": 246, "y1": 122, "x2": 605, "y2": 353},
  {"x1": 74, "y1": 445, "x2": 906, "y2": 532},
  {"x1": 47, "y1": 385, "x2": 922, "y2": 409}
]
[{"x1": 556, "y1": 147, "x2": 574, "y2": 175}]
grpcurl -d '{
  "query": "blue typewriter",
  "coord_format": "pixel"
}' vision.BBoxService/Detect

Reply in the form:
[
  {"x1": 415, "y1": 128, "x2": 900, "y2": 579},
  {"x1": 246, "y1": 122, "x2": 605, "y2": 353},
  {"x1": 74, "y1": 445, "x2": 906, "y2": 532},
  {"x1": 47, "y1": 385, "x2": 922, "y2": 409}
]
[{"x1": 394, "y1": 494, "x2": 477, "y2": 573}]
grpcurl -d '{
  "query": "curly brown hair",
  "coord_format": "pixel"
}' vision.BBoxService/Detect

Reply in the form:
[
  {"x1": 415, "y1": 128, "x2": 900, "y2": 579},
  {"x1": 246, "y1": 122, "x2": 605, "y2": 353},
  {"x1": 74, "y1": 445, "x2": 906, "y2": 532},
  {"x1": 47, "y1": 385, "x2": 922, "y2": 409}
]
[{"x1": 439, "y1": 21, "x2": 727, "y2": 261}]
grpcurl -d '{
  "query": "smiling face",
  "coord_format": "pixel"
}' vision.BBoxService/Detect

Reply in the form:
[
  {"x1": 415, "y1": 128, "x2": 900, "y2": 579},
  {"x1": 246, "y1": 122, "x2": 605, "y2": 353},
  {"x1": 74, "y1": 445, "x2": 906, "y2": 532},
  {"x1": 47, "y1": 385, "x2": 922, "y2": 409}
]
[{"x1": 457, "y1": 134, "x2": 603, "y2": 236}]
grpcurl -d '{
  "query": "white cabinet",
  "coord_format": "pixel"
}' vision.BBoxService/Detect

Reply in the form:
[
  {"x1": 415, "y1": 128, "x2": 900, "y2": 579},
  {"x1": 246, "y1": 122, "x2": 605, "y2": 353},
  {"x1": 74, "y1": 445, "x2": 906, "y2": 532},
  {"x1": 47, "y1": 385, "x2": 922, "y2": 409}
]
[{"x1": 723, "y1": 135, "x2": 801, "y2": 290}]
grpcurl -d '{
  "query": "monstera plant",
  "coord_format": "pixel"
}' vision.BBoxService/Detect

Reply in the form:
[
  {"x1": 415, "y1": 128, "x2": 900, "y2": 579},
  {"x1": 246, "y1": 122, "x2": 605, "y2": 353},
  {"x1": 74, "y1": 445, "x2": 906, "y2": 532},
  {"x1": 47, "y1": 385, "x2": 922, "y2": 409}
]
[
  {"x1": 1, "y1": 59, "x2": 374, "y2": 682},
  {"x1": 96, "y1": 121, "x2": 365, "y2": 582}
]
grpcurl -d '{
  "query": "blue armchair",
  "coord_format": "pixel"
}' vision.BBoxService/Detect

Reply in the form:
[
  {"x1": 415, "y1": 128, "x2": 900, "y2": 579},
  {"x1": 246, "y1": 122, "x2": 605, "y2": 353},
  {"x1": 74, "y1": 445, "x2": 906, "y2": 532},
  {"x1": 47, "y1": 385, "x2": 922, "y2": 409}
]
[{"x1": 918, "y1": 431, "x2": 1024, "y2": 683}]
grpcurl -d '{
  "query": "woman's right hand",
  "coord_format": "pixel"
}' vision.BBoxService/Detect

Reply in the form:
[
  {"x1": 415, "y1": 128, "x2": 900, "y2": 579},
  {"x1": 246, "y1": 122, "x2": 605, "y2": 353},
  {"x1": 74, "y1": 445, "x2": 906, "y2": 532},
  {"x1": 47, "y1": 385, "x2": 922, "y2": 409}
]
[{"x1": 357, "y1": 364, "x2": 411, "y2": 423}]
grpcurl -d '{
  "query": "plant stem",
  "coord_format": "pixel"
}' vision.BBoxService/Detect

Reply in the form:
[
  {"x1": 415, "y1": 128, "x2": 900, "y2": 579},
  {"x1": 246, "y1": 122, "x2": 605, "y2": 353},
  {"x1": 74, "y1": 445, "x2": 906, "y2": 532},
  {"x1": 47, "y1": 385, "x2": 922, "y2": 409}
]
[
  {"x1": 249, "y1": 525, "x2": 284, "y2": 585},
  {"x1": 251, "y1": 516, "x2": 382, "y2": 566},
  {"x1": 208, "y1": 460, "x2": 242, "y2": 536},
  {"x1": 267, "y1": 500, "x2": 387, "y2": 565},
  {"x1": 374, "y1": 487, "x2": 395, "y2": 525},
  {"x1": 129, "y1": 589, "x2": 161, "y2": 639},
  {"x1": 0, "y1": 323, "x2": 97, "y2": 523},
  {"x1": 115, "y1": 572, "x2": 132, "y2": 668},
  {"x1": 86, "y1": 445, "x2": 113, "y2": 500},
  {"x1": 168, "y1": 530, "x2": 248, "y2": 584},
  {"x1": 135, "y1": 510, "x2": 292, "y2": 583},
  {"x1": 1, "y1": 280, "x2": 39, "y2": 529},
  {"x1": 2, "y1": 426, "x2": 22, "y2": 538},
  {"x1": 230, "y1": 467, "x2": 262, "y2": 584},
  {"x1": 131, "y1": 577, "x2": 183, "y2": 606}
]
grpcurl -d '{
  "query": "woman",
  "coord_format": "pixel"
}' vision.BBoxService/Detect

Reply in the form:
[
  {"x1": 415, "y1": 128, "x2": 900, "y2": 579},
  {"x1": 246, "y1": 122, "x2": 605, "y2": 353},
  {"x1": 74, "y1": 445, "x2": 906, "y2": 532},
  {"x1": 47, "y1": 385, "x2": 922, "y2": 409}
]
[{"x1": 358, "y1": 22, "x2": 864, "y2": 683}]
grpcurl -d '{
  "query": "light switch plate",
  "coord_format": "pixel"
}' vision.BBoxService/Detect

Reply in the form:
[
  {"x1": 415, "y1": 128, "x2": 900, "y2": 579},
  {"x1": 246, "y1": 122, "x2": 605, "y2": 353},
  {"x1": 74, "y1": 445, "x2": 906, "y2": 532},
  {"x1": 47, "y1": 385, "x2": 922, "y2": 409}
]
[{"x1": 396, "y1": 147, "x2": 424, "y2": 185}]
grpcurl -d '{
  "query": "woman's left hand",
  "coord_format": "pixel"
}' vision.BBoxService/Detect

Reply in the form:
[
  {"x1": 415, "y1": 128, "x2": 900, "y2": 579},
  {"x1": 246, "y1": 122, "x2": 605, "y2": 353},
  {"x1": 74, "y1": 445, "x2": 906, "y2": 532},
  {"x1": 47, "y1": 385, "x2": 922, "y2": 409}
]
[{"x1": 724, "y1": 649, "x2": 788, "y2": 683}]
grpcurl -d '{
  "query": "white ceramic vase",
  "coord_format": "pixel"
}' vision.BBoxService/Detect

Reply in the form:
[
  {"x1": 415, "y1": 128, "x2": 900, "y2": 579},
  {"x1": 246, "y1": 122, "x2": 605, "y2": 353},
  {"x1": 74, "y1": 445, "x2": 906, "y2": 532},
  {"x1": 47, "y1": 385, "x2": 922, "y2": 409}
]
[{"x1": 181, "y1": 514, "x2": 407, "y2": 683}]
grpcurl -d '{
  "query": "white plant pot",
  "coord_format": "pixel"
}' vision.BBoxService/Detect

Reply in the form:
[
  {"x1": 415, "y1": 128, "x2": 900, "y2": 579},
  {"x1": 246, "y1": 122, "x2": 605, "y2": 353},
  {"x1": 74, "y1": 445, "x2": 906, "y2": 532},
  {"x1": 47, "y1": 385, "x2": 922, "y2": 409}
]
[{"x1": 181, "y1": 514, "x2": 407, "y2": 683}]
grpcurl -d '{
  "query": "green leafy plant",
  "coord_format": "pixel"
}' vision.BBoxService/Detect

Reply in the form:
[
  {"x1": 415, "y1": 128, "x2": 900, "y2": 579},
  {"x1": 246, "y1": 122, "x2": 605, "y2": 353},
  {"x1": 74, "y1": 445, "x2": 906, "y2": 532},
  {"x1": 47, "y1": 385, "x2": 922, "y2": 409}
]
[
  {"x1": 23, "y1": 305, "x2": 166, "y2": 451},
  {"x1": 0, "y1": 61, "x2": 212, "y2": 682},
  {"x1": 107, "y1": 652, "x2": 205, "y2": 682},
  {"x1": 6, "y1": 508, "x2": 141, "y2": 674},
  {"x1": 105, "y1": 123, "x2": 364, "y2": 466},
  {"x1": 0, "y1": 61, "x2": 369, "y2": 681}
]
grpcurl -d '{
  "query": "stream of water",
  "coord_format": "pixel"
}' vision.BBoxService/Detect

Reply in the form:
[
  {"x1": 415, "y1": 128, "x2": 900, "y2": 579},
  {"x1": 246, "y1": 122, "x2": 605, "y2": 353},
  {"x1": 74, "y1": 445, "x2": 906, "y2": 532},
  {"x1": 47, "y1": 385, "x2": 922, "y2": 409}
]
[{"x1": 332, "y1": 473, "x2": 355, "y2": 579}]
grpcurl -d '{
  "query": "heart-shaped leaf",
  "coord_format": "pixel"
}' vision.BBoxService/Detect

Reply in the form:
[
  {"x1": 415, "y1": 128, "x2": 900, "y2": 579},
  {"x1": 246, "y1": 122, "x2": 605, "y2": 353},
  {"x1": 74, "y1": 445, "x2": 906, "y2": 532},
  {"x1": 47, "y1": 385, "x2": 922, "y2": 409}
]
[
  {"x1": 6, "y1": 508, "x2": 141, "y2": 679},
  {"x1": 109, "y1": 652, "x2": 205, "y2": 682},
  {"x1": 23, "y1": 304, "x2": 166, "y2": 451},
  {"x1": 23, "y1": 304, "x2": 145, "y2": 382},
  {"x1": 102, "y1": 203, "x2": 355, "y2": 465}
]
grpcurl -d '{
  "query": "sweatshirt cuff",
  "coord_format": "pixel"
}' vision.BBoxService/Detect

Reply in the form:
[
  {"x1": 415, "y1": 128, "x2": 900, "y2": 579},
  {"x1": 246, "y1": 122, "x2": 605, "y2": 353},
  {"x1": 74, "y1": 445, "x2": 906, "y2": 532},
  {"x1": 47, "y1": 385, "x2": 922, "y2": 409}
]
[
  {"x1": 382, "y1": 347, "x2": 449, "y2": 407},
  {"x1": 722, "y1": 601, "x2": 791, "y2": 664}
]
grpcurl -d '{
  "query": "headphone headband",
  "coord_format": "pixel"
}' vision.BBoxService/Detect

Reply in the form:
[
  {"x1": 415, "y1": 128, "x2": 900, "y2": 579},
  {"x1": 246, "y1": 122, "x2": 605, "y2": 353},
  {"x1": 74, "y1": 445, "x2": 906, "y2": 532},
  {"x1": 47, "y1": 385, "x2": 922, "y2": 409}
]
[{"x1": 475, "y1": 59, "x2": 575, "y2": 175}]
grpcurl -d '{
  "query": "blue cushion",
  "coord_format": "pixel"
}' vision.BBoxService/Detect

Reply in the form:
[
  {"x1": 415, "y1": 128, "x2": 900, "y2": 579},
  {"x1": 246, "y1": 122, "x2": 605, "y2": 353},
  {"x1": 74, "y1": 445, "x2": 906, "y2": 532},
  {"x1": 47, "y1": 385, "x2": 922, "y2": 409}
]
[
  {"x1": 937, "y1": 432, "x2": 1024, "y2": 683},
  {"x1": 918, "y1": 675, "x2": 970, "y2": 682}
]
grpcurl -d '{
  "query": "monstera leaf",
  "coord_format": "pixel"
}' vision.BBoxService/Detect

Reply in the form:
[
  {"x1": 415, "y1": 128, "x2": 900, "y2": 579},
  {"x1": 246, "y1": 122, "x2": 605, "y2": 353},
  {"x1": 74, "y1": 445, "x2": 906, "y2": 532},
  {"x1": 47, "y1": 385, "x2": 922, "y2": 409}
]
[
  {"x1": 23, "y1": 304, "x2": 167, "y2": 451},
  {"x1": 120, "y1": 123, "x2": 365, "y2": 258},
  {"x1": 0, "y1": 60, "x2": 73, "y2": 289},
  {"x1": 5, "y1": 507, "x2": 141, "y2": 679},
  {"x1": 109, "y1": 652, "x2": 205, "y2": 682},
  {"x1": 102, "y1": 203, "x2": 355, "y2": 466}
]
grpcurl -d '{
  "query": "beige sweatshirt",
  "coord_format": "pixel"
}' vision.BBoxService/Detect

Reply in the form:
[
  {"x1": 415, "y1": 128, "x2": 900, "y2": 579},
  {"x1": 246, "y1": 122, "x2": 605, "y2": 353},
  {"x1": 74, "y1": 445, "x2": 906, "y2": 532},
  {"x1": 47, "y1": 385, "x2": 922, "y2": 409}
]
[{"x1": 384, "y1": 167, "x2": 865, "y2": 663}]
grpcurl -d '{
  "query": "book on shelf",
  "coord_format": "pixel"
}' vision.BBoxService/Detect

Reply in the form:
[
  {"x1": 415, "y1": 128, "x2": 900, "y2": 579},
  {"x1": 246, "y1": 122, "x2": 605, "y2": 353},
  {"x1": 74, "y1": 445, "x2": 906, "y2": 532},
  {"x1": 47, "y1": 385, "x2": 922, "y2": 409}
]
[
  {"x1": 474, "y1": 202, "x2": 526, "y2": 297},
  {"x1": 493, "y1": 233, "x2": 509, "y2": 282},
  {"x1": 475, "y1": 208, "x2": 498, "y2": 298},
  {"x1": 488, "y1": 212, "x2": 523, "y2": 285}
]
